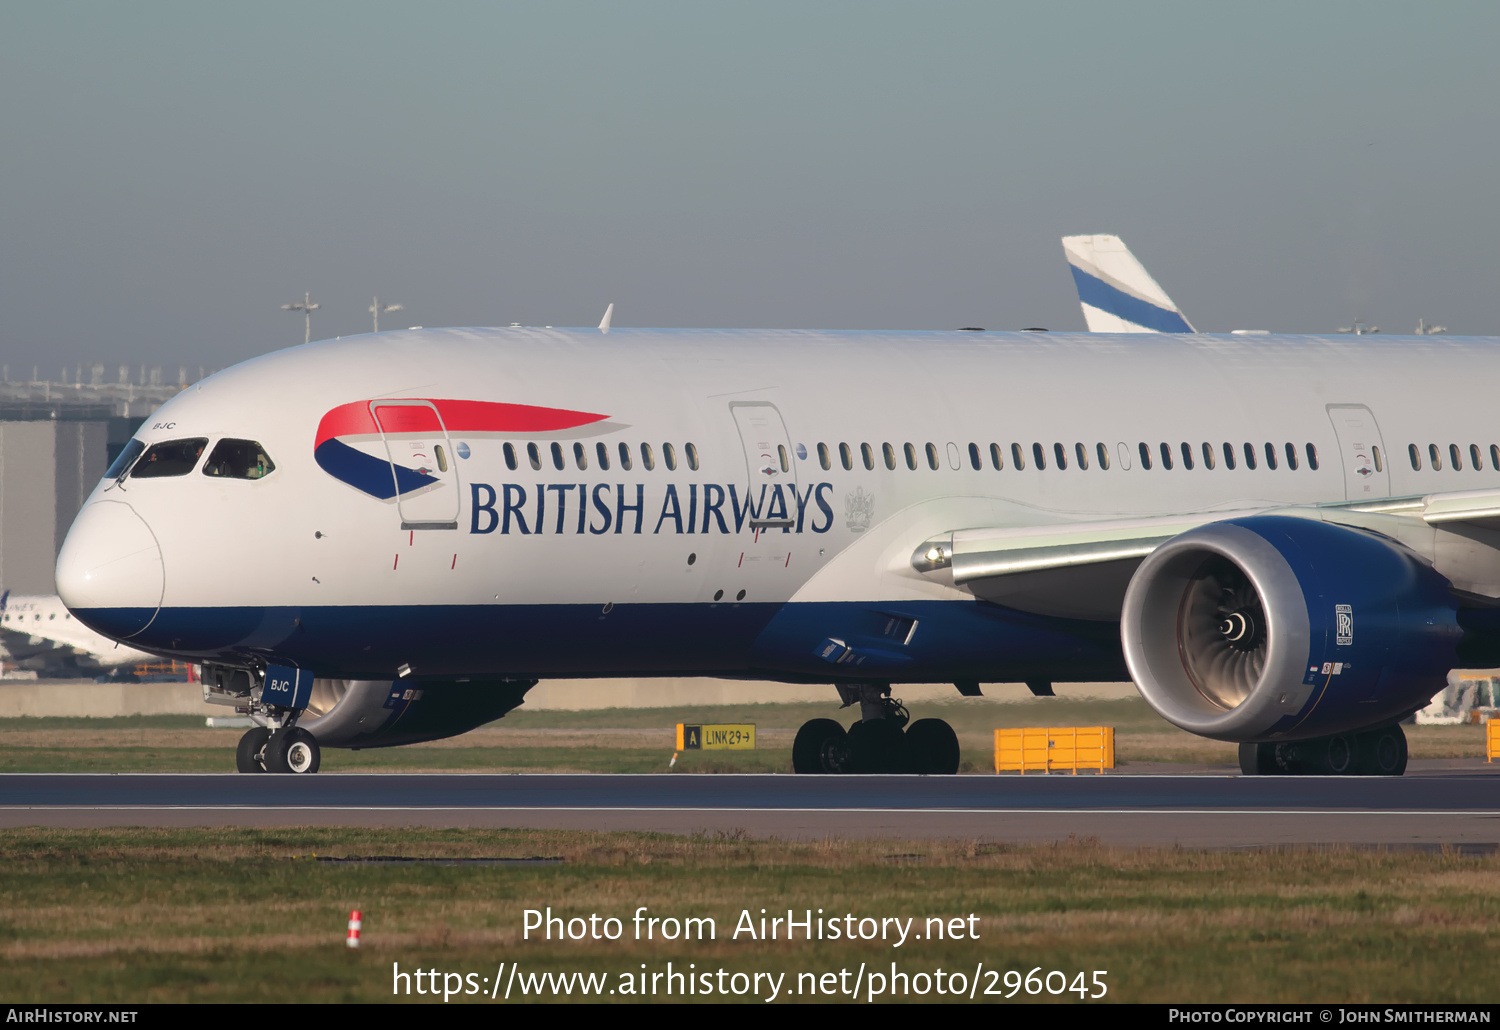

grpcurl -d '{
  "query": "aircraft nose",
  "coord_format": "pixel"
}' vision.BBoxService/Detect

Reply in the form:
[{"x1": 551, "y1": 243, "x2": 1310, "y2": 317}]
[{"x1": 55, "y1": 500, "x2": 165, "y2": 640}]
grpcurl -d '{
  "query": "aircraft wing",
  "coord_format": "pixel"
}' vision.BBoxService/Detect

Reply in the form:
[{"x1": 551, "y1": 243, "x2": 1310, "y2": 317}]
[{"x1": 913, "y1": 490, "x2": 1500, "y2": 620}]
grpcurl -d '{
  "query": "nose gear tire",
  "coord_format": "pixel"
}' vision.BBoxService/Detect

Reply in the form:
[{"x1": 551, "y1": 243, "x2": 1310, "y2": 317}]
[
  {"x1": 264, "y1": 727, "x2": 321, "y2": 774},
  {"x1": 235, "y1": 727, "x2": 272, "y2": 773}
]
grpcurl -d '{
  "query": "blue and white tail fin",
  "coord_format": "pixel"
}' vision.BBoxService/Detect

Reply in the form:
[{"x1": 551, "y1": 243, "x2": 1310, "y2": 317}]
[{"x1": 1063, "y1": 234, "x2": 1195, "y2": 333}]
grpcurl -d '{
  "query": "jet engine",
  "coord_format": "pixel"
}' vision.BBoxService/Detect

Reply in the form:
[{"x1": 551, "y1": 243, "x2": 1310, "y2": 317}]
[
  {"x1": 1120, "y1": 515, "x2": 1459, "y2": 742},
  {"x1": 202, "y1": 667, "x2": 535, "y2": 748},
  {"x1": 297, "y1": 677, "x2": 535, "y2": 748}
]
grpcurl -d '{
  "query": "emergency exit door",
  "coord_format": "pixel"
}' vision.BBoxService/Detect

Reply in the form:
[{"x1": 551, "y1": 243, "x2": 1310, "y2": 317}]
[
  {"x1": 371, "y1": 400, "x2": 461, "y2": 529},
  {"x1": 1325, "y1": 404, "x2": 1390, "y2": 500}
]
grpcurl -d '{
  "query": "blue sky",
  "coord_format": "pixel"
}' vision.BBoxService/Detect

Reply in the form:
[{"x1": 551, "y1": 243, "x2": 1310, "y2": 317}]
[{"x1": 3, "y1": 2, "x2": 1497, "y2": 365}]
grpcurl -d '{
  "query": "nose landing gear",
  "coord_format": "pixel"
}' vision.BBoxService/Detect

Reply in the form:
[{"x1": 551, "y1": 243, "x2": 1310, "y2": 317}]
[
  {"x1": 235, "y1": 724, "x2": 322, "y2": 774},
  {"x1": 792, "y1": 685, "x2": 960, "y2": 774}
]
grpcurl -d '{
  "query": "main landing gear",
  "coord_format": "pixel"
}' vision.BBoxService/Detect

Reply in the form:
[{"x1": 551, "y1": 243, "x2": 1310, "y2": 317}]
[
  {"x1": 236, "y1": 724, "x2": 321, "y2": 774},
  {"x1": 792, "y1": 684, "x2": 960, "y2": 775},
  {"x1": 1238, "y1": 723, "x2": 1407, "y2": 776}
]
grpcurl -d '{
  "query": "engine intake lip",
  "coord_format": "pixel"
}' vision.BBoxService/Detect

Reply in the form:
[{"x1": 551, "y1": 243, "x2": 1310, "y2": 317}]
[{"x1": 1122, "y1": 522, "x2": 1312, "y2": 740}]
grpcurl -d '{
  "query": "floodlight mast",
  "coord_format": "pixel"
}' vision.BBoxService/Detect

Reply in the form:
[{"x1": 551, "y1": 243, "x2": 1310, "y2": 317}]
[
  {"x1": 282, "y1": 292, "x2": 321, "y2": 344},
  {"x1": 370, "y1": 297, "x2": 404, "y2": 333}
]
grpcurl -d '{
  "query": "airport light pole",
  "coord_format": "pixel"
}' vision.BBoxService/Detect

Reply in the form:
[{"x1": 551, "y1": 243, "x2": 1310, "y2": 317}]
[
  {"x1": 370, "y1": 297, "x2": 404, "y2": 333},
  {"x1": 282, "y1": 292, "x2": 321, "y2": 344}
]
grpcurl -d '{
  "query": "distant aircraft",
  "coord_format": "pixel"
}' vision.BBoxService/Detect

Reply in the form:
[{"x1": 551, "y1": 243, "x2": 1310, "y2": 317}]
[
  {"x1": 53, "y1": 322, "x2": 1500, "y2": 780},
  {"x1": 1062, "y1": 234, "x2": 1196, "y2": 333},
  {"x1": 0, "y1": 592, "x2": 155, "y2": 677}
]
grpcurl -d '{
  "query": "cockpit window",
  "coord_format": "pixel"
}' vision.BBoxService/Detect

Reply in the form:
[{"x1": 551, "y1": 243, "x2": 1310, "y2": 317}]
[
  {"x1": 132, "y1": 438, "x2": 209, "y2": 479},
  {"x1": 203, "y1": 439, "x2": 276, "y2": 480},
  {"x1": 105, "y1": 439, "x2": 147, "y2": 481}
]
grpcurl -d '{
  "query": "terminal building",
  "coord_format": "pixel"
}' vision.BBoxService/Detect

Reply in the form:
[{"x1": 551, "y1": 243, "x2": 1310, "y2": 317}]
[{"x1": 0, "y1": 366, "x2": 210, "y2": 594}]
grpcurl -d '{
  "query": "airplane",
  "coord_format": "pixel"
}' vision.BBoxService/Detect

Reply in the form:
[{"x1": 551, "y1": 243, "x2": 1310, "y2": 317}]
[
  {"x1": 0, "y1": 591, "x2": 156, "y2": 677},
  {"x1": 52, "y1": 325, "x2": 1500, "y2": 778},
  {"x1": 1063, "y1": 234, "x2": 1197, "y2": 333}
]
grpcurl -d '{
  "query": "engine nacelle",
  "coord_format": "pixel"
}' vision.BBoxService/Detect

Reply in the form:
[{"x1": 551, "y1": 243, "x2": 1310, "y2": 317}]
[
  {"x1": 296, "y1": 677, "x2": 535, "y2": 749},
  {"x1": 1121, "y1": 515, "x2": 1459, "y2": 742}
]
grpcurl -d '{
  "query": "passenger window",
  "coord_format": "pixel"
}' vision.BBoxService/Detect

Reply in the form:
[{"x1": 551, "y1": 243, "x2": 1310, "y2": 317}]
[
  {"x1": 968, "y1": 443, "x2": 982, "y2": 470},
  {"x1": 839, "y1": 443, "x2": 853, "y2": 471},
  {"x1": 1138, "y1": 442, "x2": 1152, "y2": 470},
  {"x1": 1284, "y1": 442, "x2": 1298, "y2": 471},
  {"x1": 595, "y1": 442, "x2": 611, "y2": 471},
  {"x1": 904, "y1": 443, "x2": 918, "y2": 470},
  {"x1": 641, "y1": 443, "x2": 656, "y2": 471},
  {"x1": 1491, "y1": 444, "x2": 1499, "y2": 471},
  {"x1": 573, "y1": 442, "x2": 588, "y2": 470},
  {"x1": 527, "y1": 443, "x2": 542, "y2": 471},
  {"x1": 1011, "y1": 443, "x2": 1025, "y2": 470},
  {"x1": 1074, "y1": 442, "x2": 1089, "y2": 470},
  {"x1": 1179, "y1": 442, "x2": 1193, "y2": 470},
  {"x1": 1429, "y1": 444, "x2": 1442, "y2": 471},
  {"x1": 991, "y1": 443, "x2": 1005, "y2": 470},
  {"x1": 106, "y1": 439, "x2": 146, "y2": 481},
  {"x1": 817, "y1": 443, "x2": 831, "y2": 471},
  {"x1": 1471, "y1": 444, "x2": 1482, "y2": 471},
  {"x1": 434, "y1": 445, "x2": 448, "y2": 472},
  {"x1": 133, "y1": 438, "x2": 209, "y2": 479},
  {"x1": 861, "y1": 443, "x2": 874, "y2": 470},
  {"x1": 686, "y1": 443, "x2": 700, "y2": 471},
  {"x1": 778, "y1": 444, "x2": 789, "y2": 473},
  {"x1": 551, "y1": 442, "x2": 565, "y2": 470},
  {"x1": 1201, "y1": 442, "x2": 1215, "y2": 470},
  {"x1": 926, "y1": 443, "x2": 940, "y2": 470},
  {"x1": 1095, "y1": 442, "x2": 1110, "y2": 470},
  {"x1": 1053, "y1": 443, "x2": 1068, "y2": 470},
  {"x1": 1306, "y1": 443, "x2": 1319, "y2": 471},
  {"x1": 1264, "y1": 442, "x2": 1278, "y2": 470},
  {"x1": 1223, "y1": 442, "x2": 1236, "y2": 470},
  {"x1": 1243, "y1": 443, "x2": 1257, "y2": 470},
  {"x1": 1409, "y1": 444, "x2": 1421, "y2": 471},
  {"x1": 504, "y1": 443, "x2": 518, "y2": 471},
  {"x1": 1032, "y1": 443, "x2": 1047, "y2": 470},
  {"x1": 1158, "y1": 442, "x2": 1173, "y2": 470},
  {"x1": 618, "y1": 442, "x2": 633, "y2": 470},
  {"x1": 201, "y1": 439, "x2": 274, "y2": 480},
  {"x1": 1450, "y1": 444, "x2": 1463, "y2": 471},
  {"x1": 664, "y1": 442, "x2": 677, "y2": 471},
  {"x1": 883, "y1": 443, "x2": 897, "y2": 470},
  {"x1": 1372, "y1": 446, "x2": 1382, "y2": 473}
]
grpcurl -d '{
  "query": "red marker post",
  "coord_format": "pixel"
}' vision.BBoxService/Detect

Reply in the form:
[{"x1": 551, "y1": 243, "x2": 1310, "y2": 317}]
[{"x1": 347, "y1": 909, "x2": 362, "y2": 948}]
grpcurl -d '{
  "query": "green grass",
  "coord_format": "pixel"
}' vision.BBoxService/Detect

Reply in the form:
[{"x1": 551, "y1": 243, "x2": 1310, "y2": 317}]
[
  {"x1": 0, "y1": 699, "x2": 1487, "y2": 773},
  {"x1": 1, "y1": 827, "x2": 1497, "y2": 1003}
]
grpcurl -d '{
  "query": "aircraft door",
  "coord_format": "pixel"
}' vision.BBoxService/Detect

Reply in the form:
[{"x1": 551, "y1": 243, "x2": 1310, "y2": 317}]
[
  {"x1": 729, "y1": 402, "x2": 798, "y2": 528},
  {"x1": 1325, "y1": 404, "x2": 1390, "y2": 500},
  {"x1": 370, "y1": 401, "x2": 461, "y2": 529}
]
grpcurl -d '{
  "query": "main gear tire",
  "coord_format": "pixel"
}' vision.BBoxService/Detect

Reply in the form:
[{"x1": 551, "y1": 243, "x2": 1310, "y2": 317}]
[
  {"x1": 792, "y1": 718, "x2": 847, "y2": 774},
  {"x1": 905, "y1": 718, "x2": 960, "y2": 775}
]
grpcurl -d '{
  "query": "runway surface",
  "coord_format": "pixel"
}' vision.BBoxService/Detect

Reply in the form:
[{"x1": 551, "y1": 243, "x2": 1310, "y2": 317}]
[{"x1": 2, "y1": 771, "x2": 1498, "y2": 846}]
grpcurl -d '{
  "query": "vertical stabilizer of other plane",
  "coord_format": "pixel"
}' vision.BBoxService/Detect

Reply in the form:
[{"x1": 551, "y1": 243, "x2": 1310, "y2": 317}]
[{"x1": 1063, "y1": 234, "x2": 1195, "y2": 333}]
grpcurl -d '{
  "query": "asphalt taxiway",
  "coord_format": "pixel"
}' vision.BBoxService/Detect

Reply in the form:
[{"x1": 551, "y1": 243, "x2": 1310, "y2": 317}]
[{"x1": 2, "y1": 769, "x2": 1497, "y2": 846}]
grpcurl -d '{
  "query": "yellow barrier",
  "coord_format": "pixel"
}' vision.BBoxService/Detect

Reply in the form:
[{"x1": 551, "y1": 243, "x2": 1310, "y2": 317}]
[
  {"x1": 1488, "y1": 721, "x2": 1500, "y2": 763},
  {"x1": 994, "y1": 727, "x2": 1114, "y2": 774}
]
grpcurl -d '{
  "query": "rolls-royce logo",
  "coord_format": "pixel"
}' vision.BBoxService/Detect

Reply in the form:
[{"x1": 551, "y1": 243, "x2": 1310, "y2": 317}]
[{"x1": 1336, "y1": 604, "x2": 1353, "y2": 646}]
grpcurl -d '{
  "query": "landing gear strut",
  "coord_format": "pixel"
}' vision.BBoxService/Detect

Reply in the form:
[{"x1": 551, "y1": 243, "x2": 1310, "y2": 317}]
[
  {"x1": 792, "y1": 684, "x2": 960, "y2": 774},
  {"x1": 1239, "y1": 723, "x2": 1407, "y2": 776}
]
